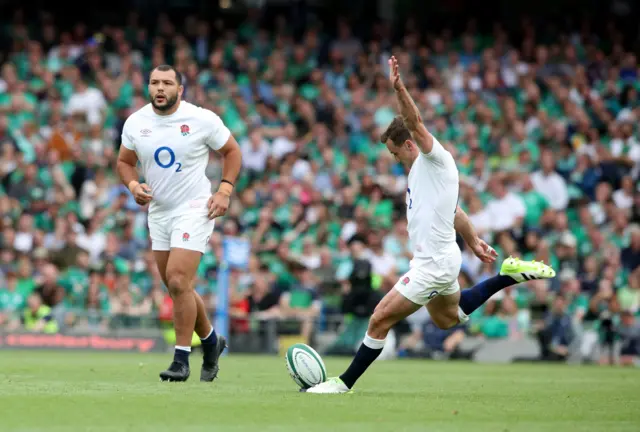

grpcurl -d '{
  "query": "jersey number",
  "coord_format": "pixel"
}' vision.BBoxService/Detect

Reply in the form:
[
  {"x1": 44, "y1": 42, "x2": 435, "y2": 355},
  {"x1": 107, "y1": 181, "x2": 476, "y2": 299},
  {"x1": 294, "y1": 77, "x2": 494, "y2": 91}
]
[
  {"x1": 154, "y1": 146, "x2": 182, "y2": 172},
  {"x1": 407, "y1": 188, "x2": 413, "y2": 209}
]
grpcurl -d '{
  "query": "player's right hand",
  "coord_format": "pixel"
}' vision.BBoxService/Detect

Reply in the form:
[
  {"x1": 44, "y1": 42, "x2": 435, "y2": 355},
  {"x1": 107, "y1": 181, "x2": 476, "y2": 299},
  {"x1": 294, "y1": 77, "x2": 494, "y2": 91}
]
[
  {"x1": 131, "y1": 183, "x2": 153, "y2": 205},
  {"x1": 388, "y1": 56, "x2": 404, "y2": 91},
  {"x1": 470, "y1": 238, "x2": 498, "y2": 264}
]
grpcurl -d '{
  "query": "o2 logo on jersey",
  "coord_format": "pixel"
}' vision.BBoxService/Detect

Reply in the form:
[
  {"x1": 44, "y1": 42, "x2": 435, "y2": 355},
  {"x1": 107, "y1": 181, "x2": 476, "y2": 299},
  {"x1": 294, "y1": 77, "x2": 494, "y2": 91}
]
[
  {"x1": 406, "y1": 188, "x2": 413, "y2": 209},
  {"x1": 154, "y1": 146, "x2": 182, "y2": 172}
]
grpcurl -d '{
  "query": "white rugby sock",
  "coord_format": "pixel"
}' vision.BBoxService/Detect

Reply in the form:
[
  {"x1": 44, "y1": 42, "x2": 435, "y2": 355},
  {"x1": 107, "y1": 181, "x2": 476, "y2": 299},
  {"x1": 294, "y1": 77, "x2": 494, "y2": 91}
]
[
  {"x1": 363, "y1": 333, "x2": 386, "y2": 350},
  {"x1": 175, "y1": 345, "x2": 191, "y2": 352},
  {"x1": 457, "y1": 306, "x2": 470, "y2": 324}
]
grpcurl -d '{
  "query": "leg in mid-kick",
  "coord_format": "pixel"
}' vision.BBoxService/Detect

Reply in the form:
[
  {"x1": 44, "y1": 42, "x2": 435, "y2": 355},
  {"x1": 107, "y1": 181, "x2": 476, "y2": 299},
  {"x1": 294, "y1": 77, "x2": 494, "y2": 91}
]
[
  {"x1": 306, "y1": 256, "x2": 555, "y2": 394},
  {"x1": 430, "y1": 256, "x2": 556, "y2": 327}
]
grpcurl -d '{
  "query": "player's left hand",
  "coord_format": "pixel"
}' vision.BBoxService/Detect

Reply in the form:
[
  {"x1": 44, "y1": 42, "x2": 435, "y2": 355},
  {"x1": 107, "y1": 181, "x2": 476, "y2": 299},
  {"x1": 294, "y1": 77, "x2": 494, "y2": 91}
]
[
  {"x1": 388, "y1": 56, "x2": 404, "y2": 91},
  {"x1": 208, "y1": 192, "x2": 230, "y2": 219},
  {"x1": 470, "y1": 238, "x2": 498, "y2": 263}
]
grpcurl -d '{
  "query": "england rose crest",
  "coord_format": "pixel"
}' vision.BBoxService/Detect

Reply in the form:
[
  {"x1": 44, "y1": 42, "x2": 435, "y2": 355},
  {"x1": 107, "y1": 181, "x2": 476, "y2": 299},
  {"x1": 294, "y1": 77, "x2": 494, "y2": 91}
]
[{"x1": 180, "y1": 124, "x2": 190, "y2": 136}]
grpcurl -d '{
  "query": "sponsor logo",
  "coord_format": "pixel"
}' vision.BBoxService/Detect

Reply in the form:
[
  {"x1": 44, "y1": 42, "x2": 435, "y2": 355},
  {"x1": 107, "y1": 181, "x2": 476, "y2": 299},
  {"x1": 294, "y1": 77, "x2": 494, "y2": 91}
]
[
  {"x1": 140, "y1": 128, "x2": 152, "y2": 136},
  {"x1": 183, "y1": 232, "x2": 190, "y2": 242},
  {"x1": 0, "y1": 333, "x2": 161, "y2": 352},
  {"x1": 427, "y1": 291, "x2": 439, "y2": 300},
  {"x1": 180, "y1": 124, "x2": 190, "y2": 136}
]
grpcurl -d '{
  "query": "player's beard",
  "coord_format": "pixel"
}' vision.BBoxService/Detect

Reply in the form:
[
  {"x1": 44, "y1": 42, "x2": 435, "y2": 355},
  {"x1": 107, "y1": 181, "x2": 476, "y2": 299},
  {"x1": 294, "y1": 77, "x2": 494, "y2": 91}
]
[{"x1": 151, "y1": 93, "x2": 178, "y2": 111}]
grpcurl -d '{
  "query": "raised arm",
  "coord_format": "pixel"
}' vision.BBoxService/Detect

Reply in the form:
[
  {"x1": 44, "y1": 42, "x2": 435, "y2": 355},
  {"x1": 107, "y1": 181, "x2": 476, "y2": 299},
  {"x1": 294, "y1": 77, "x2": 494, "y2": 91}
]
[
  {"x1": 389, "y1": 56, "x2": 433, "y2": 154},
  {"x1": 454, "y1": 206, "x2": 498, "y2": 263}
]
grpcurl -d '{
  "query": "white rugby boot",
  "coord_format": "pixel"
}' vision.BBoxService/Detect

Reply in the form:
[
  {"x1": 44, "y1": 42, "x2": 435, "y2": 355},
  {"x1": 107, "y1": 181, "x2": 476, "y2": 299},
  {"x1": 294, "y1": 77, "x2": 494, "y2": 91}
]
[{"x1": 305, "y1": 377, "x2": 352, "y2": 394}]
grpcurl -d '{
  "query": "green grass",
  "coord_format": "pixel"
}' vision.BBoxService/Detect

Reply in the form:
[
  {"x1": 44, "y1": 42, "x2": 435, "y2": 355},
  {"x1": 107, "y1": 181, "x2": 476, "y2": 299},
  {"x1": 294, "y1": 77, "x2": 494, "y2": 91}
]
[{"x1": 0, "y1": 350, "x2": 638, "y2": 432}]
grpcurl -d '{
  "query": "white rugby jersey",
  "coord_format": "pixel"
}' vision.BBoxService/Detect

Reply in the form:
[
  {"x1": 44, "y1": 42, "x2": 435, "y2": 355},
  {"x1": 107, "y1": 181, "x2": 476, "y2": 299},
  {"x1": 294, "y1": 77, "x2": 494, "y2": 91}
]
[
  {"x1": 121, "y1": 101, "x2": 231, "y2": 218},
  {"x1": 406, "y1": 136, "x2": 459, "y2": 260}
]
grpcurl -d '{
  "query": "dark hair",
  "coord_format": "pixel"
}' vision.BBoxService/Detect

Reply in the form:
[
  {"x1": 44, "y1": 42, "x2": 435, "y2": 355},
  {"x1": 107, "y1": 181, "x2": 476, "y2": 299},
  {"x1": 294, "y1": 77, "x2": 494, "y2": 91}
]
[
  {"x1": 151, "y1": 64, "x2": 182, "y2": 85},
  {"x1": 380, "y1": 116, "x2": 411, "y2": 146}
]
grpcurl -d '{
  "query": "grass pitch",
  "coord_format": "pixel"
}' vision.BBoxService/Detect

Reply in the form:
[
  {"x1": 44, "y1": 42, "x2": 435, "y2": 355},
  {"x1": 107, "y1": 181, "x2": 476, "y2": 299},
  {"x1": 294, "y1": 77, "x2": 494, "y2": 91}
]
[{"x1": 0, "y1": 350, "x2": 638, "y2": 432}]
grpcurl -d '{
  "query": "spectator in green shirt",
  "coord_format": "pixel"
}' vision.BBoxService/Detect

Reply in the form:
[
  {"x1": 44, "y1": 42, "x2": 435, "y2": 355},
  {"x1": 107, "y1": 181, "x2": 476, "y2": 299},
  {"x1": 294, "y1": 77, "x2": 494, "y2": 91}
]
[
  {"x1": 0, "y1": 270, "x2": 25, "y2": 327},
  {"x1": 519, "y1": 174, "x2": 551, "y2": 229},
  {"x1": 82, "y1": 270, "x2": 111, "y2": 331},
  {"x1": 617, "y1": 268, "x2": 640, "y2": 315},
  {"x1": 558, "y1": 269, "x2": 589, "y2": 325},
  {"x1": 279, "y1": 267, "x2": 322, "y2": 344}
]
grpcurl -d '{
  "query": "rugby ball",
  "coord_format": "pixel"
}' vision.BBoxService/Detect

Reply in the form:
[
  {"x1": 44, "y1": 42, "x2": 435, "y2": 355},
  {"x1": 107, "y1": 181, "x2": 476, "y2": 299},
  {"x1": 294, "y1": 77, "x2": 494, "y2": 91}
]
[{"x1": 285, "y1": 343, "x2": 327, "y2": 389}]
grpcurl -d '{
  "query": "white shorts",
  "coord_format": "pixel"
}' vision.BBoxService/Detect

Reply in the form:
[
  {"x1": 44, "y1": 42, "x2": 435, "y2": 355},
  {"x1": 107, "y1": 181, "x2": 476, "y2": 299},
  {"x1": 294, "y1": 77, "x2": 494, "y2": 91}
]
[
  {"x1": 394, "y1": 245, "x2": 462, "y2": 305},
  {"x1": 148, "y1": 210, "x2": 214, "y2": 254}
]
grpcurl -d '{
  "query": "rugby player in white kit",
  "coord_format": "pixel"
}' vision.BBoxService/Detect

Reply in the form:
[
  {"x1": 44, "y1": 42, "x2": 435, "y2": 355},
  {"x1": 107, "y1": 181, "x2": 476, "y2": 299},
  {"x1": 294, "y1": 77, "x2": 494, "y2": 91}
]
[
  {"x1": 306, "y1": 57, "x2": 556, "y2": 393},
  {"x1": 116, "y1": 65, "x2": 242, "y2": 382}
]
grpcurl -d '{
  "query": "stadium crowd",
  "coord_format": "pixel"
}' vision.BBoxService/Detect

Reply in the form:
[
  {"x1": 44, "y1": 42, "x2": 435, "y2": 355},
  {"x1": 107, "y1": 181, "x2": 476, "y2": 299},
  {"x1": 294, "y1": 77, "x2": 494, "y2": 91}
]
[{"x1": 0, "y1": 7, "x2": 638, "y2": 365}]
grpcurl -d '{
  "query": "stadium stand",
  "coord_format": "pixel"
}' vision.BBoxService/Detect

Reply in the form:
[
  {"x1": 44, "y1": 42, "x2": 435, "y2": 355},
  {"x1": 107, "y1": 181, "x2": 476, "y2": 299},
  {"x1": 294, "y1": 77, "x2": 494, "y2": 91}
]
[{"x1": 0, "y1": 1, "x2": 638, "y2": 365}]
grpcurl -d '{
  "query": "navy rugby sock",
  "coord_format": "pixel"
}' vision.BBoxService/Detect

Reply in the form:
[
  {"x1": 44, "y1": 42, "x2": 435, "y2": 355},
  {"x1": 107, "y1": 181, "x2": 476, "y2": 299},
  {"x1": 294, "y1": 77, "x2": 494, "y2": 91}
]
[
  {"x1": 200, "y1": 327, "x2": 218, "y2": 362},
  {"x1": 173, "y1": 346, "x2": 191, "y2": 366},
  {"x1": 339, "y1": 334, "x2": 385, "y2": 389},
  {"x1": 201, "y1": 326, "x2": 217, "y2": 347},
  {"x1": 458, "y1": 275, "x2": 516, "y2": 315}
]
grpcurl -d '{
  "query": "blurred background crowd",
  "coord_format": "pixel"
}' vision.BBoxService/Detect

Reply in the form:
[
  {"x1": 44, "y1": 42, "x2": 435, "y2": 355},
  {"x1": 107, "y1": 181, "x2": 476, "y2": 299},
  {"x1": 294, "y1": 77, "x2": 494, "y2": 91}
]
[{"x1": 0, "y1": 0, "x2": 638, "y2": 365}]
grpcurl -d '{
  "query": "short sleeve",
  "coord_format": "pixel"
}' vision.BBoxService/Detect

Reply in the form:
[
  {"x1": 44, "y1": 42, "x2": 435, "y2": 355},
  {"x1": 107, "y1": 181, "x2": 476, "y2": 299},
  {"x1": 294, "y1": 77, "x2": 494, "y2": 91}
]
[
  {"x1": 121, "y1": 119, "x2": 136, "y2": 151},
  {"x1": 422, "y1": 136, "x2": 454, "y2": 170},
  {"x1": 202, "y1": 108, "x2": 231, "y2": 151}
]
